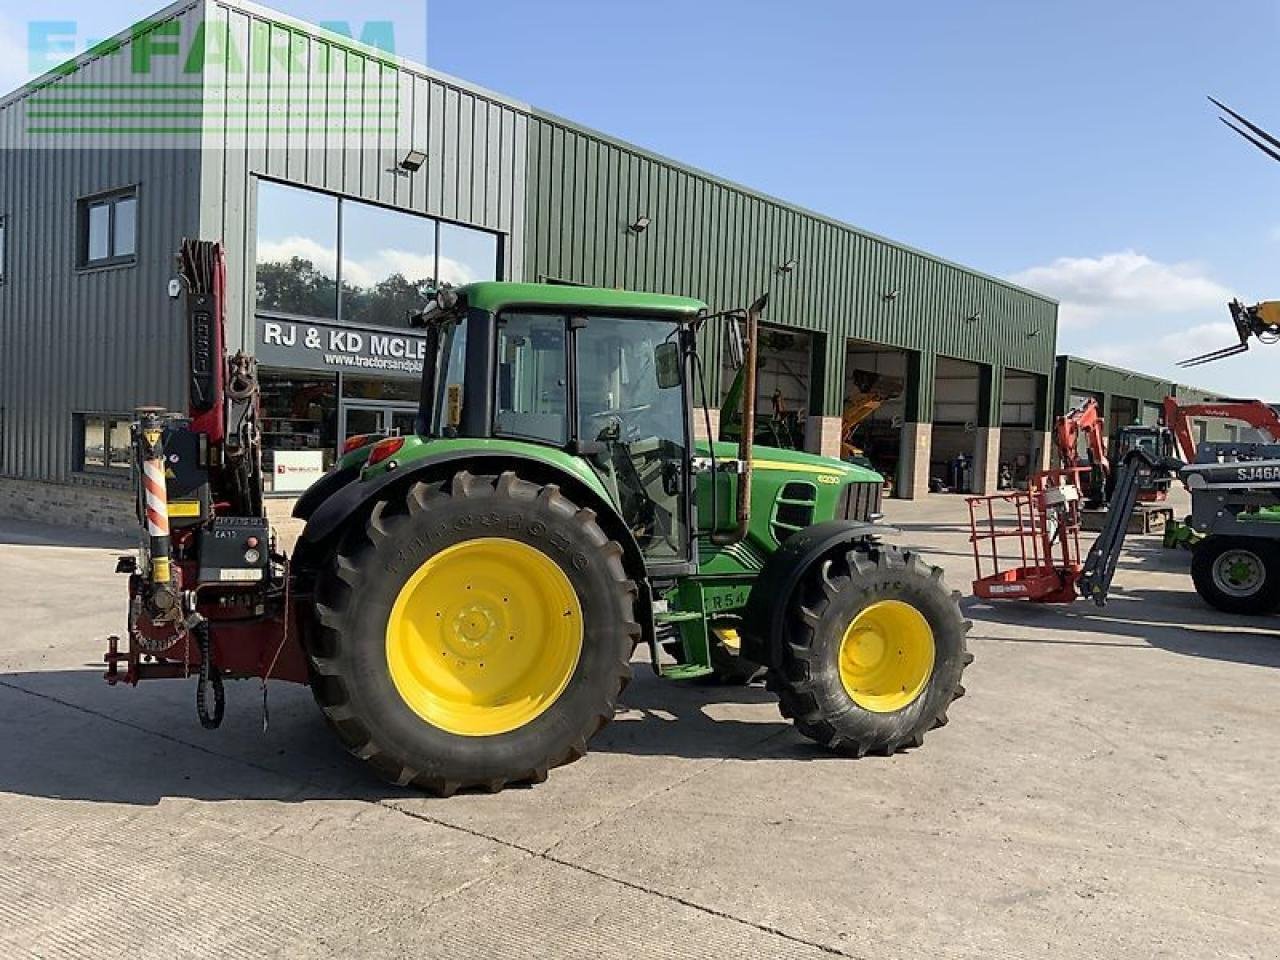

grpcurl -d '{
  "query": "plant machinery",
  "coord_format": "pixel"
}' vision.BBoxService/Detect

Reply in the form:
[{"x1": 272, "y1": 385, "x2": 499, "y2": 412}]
[
  {"x1": 969, "y1": 437, "x2": 1280, "y2": 616},
  {"x1": 841, "y1": 370, "x2": 905, "y2": 466},
  {"x1": 106, "y1": 240, "x2": 971, "y2": 795},
  {"x1": 1051, "y1": 397, "x2": 1173, "y2": 531},
  {"x1": 1179, "y1": 99, "x2": 1280, "y2": 367}
]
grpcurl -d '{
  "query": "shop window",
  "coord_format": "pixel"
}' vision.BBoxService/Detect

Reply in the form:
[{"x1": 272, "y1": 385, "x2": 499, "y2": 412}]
[
  {"x1": 256, "y1": 182, "x2": 338, "y2": 319},
  {"x1": 78, "y1": 189, "x2": 137, "y2": 269},
  {"x1": 342, "y1": 375, "x2": 419, "y2": 404},
  {"x1": 439, "y1": 221, "x2": 499, "y2": 286},
  {"x1": 258, "y1": 373, "x2": 338, "y2": 494},
  {"x1": 341, "y1": 200, "x2": 437, "y2": 328},
  {"x1": 75, "y1": 413, "x2": 132, "y2": 472},
  {"x1": 255, "y1": 180, "x2": 502, "y2": 329},
  {"x1": 495, "y1": 314, "x2": 567, "y2": 445}
]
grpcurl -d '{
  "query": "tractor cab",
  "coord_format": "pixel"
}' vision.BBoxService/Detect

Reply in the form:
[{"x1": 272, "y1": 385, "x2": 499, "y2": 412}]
[{"x1": 404, "y1": 282, "x2": 705, "y2": 571}]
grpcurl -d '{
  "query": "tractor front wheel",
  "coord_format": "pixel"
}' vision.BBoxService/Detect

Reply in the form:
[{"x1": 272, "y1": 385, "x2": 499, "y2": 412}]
[
  {"x1": 307, "y1": 471, "x2": 638, "y2": 794},
  {"x1": 769, "y1": 543, "x2": 970, "y2": 756}
]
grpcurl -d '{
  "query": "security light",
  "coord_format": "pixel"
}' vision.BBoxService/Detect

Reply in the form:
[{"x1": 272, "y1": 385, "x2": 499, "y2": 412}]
[
  {"x1": 777, "y1": 258, "x2": 798, "y2": 274},
  {"x1": 966, "y1": 312, "x2": 981, "y2": 324},
  {"x1": 400, "y1": 149, "x2": 428, "y2": 172},
  {"x1": 629, "y1": 215, "x2": 651, "y2": 233},
  {"x1": 883, "y1": 289, "x2": 900, "y2": 301}
]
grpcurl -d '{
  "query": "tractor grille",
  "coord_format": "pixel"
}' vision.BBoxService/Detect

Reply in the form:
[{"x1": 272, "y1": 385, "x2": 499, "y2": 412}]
[
  {"x1": 771, "y1": 481, "x2": 817, "y2": 543},
  {"x1": 837, "y1": 480, "x2": 883, "y2": 522}
]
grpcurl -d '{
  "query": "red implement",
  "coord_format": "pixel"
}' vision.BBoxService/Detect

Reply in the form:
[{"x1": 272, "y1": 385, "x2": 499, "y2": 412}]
[{"x1": 967, "y1": 468, "x2": 1086, "y2": 604}]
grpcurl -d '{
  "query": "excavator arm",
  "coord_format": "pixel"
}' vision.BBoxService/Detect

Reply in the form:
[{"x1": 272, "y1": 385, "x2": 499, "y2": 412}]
[{"x1": 1161, "y1": 396, "x2": 1280, "y2": 463}]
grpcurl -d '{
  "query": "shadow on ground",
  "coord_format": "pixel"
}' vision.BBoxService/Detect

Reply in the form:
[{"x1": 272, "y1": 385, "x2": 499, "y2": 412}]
[
  {"x1": 0, "y1": 518, "x2": 131, "y2": 549},
  {"x1": 967, "y1": 588, "x2": 1280, "y2": 670},
  {"x1": 0, "y1": 665, "x2": 828, "y2": 807}
]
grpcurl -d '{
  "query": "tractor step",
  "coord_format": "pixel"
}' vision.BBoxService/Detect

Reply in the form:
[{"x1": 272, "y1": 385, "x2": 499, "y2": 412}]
[
  {"x1": 659, "y1": 662, "x2": 715, "y2": 680},
  {"x1": 654, "y1": 609, "x2": 702, "y2": 625}
]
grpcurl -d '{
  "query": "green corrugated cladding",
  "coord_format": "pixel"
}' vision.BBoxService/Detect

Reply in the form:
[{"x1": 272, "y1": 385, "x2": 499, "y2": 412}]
[
  {"x1": 520, "y1": 111, "x2": 1058, "y2": 423},
  {"x1": 1054, "y1": 355, "x2": 1176, "y2": 416},
  {"x1": 1054, "y1": 357, "x2": 1235, "y2": 442}
]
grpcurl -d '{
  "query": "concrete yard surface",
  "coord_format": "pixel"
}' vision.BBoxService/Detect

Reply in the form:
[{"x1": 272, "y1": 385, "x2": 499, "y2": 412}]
[{"x1": 0, "y1": 497, "x2": 1277, "y2": 959}]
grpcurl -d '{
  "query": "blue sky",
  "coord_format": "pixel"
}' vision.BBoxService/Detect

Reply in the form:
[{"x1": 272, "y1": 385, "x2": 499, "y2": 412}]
[{"x1": 3, "y1": 0, "x2": 1279, "y2": 396}]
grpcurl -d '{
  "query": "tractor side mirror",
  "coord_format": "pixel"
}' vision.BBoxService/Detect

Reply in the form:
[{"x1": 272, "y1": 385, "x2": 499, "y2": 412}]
[
  {"x1": 654, "y1": 341, "x2": 682, "y2": 389},
  {"x1": 724, "y1": 319, "x2": 746, "y2": 371}
]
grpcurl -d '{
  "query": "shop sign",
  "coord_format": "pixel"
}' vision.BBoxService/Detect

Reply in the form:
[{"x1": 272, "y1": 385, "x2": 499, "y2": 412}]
[
  {"x1": 256, "y1": 317, "x2": 426, "y2": 377},
  {"x1": 271, "y1": 450, "x2": 327, "y2": 493}
]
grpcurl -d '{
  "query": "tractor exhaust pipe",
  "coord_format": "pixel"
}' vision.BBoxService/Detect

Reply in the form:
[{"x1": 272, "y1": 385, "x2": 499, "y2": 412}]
[{"x1": 710, "y1": 292, "x2": 768, "y2": 545}]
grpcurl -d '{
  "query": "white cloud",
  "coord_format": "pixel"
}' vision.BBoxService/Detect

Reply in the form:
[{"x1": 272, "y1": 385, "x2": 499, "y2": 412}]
[
  {"x1": 256, "y1": 236, "x2": 475, "y2": 289},
  {"x1": 1007, "y1": 250, "x2": 1233, "y2": 331},
  {"x1": 0, "y1": 15, "x2": 33, "y2": 93}
]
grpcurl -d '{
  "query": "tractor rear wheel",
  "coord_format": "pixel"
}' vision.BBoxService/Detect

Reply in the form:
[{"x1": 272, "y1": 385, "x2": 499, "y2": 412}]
[
  {"x1": 307, "y1": 471, "x2": 638, "y2": 795},
  {"x1": 1190, "y1": 536, "x2": 1280, "y2": 615},
  {"x1": 769, "y1": 543, "x2": 970, "y2": 756}
]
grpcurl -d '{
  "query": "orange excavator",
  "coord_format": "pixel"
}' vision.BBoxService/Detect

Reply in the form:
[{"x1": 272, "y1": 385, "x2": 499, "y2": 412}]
[
  {"x1": 1161, "y1": 396, "x2": 1280, "y2": 461},
  {"x1": 1053, "y1": 398, "x2": 1110, "y2": 507},
  {"x1": 841, "y1": 370, "x2": 904, "y2": 462}
]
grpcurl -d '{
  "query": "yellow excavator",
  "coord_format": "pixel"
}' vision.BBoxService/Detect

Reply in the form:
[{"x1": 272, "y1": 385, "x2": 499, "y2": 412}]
[
  {"x1": 841, "y1": 370, "x2": 904, "y2": 462},
  {"x1": 1181, "y1": 99, "x2": 1280, "y2": 367}
]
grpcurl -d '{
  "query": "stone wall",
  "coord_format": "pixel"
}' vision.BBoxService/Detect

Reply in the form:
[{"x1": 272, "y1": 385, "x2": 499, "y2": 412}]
[{"x1": 0, "y1": 477, "x2": 135, "y2": 534}]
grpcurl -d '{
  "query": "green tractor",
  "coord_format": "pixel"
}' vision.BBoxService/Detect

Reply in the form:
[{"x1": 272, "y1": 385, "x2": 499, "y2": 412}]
[
  {"x1": 294, "y1": 283, "x2": 970, "y2": 791},
  {"x1": 112, "y1": 255, "x2": 970, "y2": 795}
]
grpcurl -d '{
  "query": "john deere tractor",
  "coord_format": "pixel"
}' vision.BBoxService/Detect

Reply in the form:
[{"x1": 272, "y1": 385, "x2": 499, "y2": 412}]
[{"x1": 110, "y1": 242, "x2": 970, "y2": 795}]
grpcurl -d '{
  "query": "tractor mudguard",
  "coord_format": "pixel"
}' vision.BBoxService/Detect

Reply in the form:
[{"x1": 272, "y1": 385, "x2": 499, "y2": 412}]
[
  {"x1": 739, "y1": 519, "x2": 888, "y2": 667},
  {"x1": 292, "y1": 461, "x2": 363, "y2": 522},
  {"x1": 295, "y1": 449, "x2": 644, "y2": 578}
]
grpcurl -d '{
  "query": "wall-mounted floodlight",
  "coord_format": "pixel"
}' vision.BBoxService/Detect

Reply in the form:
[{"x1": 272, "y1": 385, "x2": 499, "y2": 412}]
[
  {"x1": 777, "y1": 258, "x2": 798, "y2": 274},
  {"x1": 1026, "y1": 327, "x2": 1041, "y2": 338},
  {"x1": 966, "y1": 312, "x2": 982, "y2": 324},
  {"x1": 883, "y1": 289, "x2": 900, "y2": 301},
  {"x1": 629, "y1": 215, "x2": 651, "y2": 233},
  {"x1": 400, "y1": 149, "x2": 428, "y2": 172}
]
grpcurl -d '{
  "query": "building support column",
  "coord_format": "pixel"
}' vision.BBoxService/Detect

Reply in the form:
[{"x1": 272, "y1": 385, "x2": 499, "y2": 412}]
[
  {"x1": 805, "y1": 415, "x2": 842, "y2": 459},
  {"x1": 897, "y1": 422, "x2": 932, "y2": 500},
  {"x1": 972, "y1": 426, "x2": 1002, "y2": 494},
  {"x1": 692, "y1": 407, "x2": 721, "y2": 445}
]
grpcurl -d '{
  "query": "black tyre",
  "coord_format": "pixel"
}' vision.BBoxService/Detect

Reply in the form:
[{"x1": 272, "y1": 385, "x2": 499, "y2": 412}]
[
  {"x1": 1190, "y1": 536, "x2": 1280, "y2": 616},
  {"x1": 307, "y1": 471, "x2": 638, "y2": 795},
  {"x1": 768, "y1": 543, "x2": 971, "y2": 756}
]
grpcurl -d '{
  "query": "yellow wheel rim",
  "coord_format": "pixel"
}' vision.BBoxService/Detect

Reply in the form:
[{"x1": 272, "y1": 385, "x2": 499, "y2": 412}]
[
  {"x1": 838, "y1": 600, "x2": 935, "y2": 713},
  {"x1": 385, "y1": 538, "x2": 584, "y2": 737}
]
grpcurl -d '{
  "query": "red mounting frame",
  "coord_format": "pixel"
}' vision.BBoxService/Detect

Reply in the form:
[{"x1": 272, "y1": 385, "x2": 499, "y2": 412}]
[{"x1": 966, "y1": 468, "x2": 1086, "y2": 604}]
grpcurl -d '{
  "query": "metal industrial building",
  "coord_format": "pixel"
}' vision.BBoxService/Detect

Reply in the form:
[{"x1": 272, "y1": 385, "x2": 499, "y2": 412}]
[
  {"x1": 1054, "y1": 356, "x2": 1236, "y2": 446},
  {"x1": 0, "y1": 0, "x2": 1065, "y2": 528}
]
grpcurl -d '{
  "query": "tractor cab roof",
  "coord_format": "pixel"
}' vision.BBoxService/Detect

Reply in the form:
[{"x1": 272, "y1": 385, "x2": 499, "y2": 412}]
[{"x1": 459, "y1": 281, "x2": 707, "y2": 319}]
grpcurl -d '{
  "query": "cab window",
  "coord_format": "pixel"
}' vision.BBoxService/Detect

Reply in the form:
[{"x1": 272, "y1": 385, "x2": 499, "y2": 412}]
[{"x1": 494, "y1": 313, "x2": 568, "y2": 445}]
